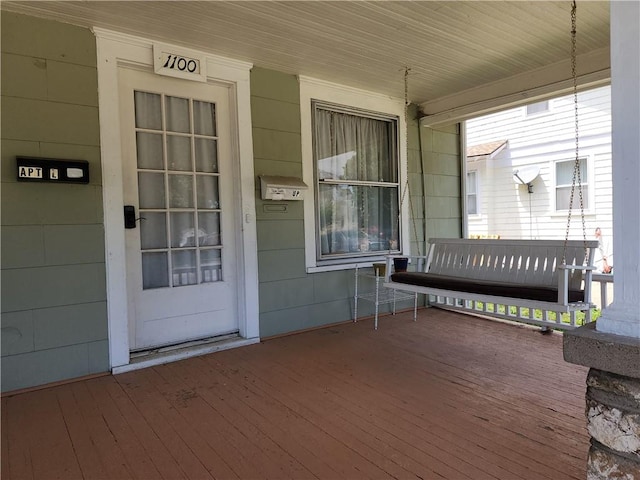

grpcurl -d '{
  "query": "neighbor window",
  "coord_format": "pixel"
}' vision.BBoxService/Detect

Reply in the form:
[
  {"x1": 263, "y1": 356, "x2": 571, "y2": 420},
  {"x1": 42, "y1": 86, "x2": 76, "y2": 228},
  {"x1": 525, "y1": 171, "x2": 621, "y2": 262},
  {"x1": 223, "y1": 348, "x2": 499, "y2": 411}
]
[
  {"x1": 556, "y1": 158, "x2": 589, "y2": 210},
  {"x1": 526, "y1": 100, "x2": 550, "y2": 116},
  {"x1": 313, "y1": 101, "x2": 400, "y2": 261},
  {"x1": 466, "y1": 171, "x2": 478, "y2": 215}
]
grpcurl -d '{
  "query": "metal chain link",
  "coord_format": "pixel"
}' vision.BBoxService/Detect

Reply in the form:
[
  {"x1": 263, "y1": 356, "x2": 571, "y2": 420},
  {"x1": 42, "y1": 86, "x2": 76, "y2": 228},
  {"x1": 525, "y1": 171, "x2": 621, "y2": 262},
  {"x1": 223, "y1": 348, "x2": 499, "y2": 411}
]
[{"x1": 562, "y1": 0, "x2": 588, "y2": 265}]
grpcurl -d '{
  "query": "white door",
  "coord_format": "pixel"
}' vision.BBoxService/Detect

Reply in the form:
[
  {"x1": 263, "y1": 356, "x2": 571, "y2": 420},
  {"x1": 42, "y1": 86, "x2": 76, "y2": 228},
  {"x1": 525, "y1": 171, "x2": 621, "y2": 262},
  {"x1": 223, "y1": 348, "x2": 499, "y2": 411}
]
[{"x1": 119, "y1": 67, "x2": 239, "y2": 351}]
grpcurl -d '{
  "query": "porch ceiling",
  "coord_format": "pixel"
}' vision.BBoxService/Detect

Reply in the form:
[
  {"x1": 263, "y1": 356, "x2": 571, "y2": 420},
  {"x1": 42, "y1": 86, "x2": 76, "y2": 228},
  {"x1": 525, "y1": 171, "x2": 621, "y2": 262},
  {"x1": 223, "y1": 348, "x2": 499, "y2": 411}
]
[{"x1": 2, "y1": 1, "x2": 610, "y2": 121}]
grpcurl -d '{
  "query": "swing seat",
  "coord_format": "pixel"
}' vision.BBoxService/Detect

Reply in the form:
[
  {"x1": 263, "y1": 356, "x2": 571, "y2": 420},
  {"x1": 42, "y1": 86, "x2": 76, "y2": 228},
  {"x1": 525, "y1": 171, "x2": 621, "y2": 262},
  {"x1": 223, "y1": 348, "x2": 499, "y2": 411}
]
[{"x1": 383, "y1": 238, "x2": 599, "y2": 330}]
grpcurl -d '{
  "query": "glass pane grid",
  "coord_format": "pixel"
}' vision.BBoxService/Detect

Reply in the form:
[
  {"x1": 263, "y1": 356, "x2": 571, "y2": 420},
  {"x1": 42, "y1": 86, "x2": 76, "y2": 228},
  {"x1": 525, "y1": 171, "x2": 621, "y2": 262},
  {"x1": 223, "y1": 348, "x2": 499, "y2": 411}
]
[{"x1": 135, "y1": 91, "x2": 221, "y2": 289}]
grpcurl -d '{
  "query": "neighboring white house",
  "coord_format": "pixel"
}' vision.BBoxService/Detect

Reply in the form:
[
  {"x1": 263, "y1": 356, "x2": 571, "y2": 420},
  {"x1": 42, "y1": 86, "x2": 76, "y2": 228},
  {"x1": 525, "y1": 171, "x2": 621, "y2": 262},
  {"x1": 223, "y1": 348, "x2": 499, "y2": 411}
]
[{"x1": 465, "y1": 85, "x2": 612, "y2": 244}]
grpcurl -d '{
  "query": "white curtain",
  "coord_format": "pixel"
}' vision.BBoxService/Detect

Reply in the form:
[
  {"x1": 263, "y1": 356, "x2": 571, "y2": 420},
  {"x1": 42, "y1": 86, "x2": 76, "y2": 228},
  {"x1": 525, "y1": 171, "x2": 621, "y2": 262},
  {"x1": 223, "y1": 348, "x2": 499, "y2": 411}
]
[{"x1": 315, "y1": 109, "x2": 399, "y2": 257}]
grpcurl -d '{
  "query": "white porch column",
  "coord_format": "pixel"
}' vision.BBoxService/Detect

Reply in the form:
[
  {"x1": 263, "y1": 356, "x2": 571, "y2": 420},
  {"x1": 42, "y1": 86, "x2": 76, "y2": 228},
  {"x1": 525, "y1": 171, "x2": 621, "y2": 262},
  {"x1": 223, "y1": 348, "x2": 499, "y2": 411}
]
[{"x1": 597, "y1": 0, "x2": 640, "y2": 338}]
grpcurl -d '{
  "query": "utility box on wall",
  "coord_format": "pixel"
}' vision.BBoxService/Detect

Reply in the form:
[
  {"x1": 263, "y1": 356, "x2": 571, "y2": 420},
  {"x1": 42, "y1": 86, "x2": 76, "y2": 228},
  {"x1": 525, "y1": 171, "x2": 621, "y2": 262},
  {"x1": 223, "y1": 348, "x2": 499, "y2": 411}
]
[{"x1": 260, "y1": 175, "x2": 307, "y2": 201}]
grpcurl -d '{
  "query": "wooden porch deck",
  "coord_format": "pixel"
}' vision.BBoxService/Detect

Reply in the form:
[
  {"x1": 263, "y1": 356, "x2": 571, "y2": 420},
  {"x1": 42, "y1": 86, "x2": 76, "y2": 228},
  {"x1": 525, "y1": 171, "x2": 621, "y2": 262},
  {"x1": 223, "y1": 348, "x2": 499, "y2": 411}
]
[{"x1": 2, "y1": 309, "x2": 590, "y2": 480}]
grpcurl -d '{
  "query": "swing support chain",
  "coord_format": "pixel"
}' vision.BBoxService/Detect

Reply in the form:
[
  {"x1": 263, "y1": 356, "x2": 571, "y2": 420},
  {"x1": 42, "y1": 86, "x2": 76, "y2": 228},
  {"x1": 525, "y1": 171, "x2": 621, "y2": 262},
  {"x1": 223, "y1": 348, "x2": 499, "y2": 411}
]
[{"x1": 562, "y1": 0, "x2": 589, "y2": 266}]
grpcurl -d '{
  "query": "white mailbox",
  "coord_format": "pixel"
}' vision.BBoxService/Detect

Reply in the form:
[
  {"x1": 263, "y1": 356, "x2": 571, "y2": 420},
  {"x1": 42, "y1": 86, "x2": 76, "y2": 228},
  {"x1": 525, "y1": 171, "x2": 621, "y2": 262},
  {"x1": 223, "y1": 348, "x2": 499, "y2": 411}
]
[{"x1": 260, "y1": 175, "x2": 308, "y2": 201}]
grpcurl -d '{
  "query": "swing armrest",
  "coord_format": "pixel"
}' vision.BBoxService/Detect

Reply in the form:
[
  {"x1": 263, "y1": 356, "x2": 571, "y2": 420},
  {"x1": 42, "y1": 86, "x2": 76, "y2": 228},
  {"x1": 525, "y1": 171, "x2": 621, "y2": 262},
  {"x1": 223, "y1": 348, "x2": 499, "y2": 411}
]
[
  {"x1": 557, "y1": 265, "x2": 596, "y2": 305},
  {"x1": 557, "y1": 264, "x2": 596, "y2": 271}
]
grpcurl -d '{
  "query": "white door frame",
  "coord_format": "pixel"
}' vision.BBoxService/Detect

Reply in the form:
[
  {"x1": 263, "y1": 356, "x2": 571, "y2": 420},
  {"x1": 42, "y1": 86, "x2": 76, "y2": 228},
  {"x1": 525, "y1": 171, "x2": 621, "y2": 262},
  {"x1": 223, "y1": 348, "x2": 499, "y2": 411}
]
[{"x1": 94, "y1": 28, "x2": 259, "y2": 369}]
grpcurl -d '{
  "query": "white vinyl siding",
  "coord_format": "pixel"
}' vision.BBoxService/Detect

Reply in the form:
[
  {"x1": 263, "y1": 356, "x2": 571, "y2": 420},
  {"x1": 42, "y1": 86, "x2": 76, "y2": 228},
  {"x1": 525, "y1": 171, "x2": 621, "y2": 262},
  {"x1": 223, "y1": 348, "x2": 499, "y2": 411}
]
[{"x1": 465, "y1": 85, "x2": 611, "y2": 240}]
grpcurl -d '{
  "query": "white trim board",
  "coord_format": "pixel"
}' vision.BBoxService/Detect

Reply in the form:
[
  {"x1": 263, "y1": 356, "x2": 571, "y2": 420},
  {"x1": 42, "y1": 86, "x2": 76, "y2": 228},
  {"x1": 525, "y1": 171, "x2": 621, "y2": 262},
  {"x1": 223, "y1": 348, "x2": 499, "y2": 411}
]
[{"x1": 94, "y1": 28, "x2": 259, "y2": 369}]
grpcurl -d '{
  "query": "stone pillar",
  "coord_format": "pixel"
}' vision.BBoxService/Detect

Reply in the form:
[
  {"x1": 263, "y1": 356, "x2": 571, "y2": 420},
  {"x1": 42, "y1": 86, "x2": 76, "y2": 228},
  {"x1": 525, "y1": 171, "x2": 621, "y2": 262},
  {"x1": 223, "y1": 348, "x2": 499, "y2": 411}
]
[
  {"x1": 564, "y1": 325, "x2": 640, "y2": 479},
  {"x1": 564, "y1": 2, "x2": 640, "y2": 479},
  {"x1": 585, "y1": 369, "x2": 640, "y2": 479}
]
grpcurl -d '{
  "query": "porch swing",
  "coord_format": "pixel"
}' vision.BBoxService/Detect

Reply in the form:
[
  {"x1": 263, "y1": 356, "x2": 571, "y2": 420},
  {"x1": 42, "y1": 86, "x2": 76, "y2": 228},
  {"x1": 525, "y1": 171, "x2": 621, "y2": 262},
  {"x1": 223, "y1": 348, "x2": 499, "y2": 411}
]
[{"x1": 383, "y1": 1, "x2": 599, "y2": 330}]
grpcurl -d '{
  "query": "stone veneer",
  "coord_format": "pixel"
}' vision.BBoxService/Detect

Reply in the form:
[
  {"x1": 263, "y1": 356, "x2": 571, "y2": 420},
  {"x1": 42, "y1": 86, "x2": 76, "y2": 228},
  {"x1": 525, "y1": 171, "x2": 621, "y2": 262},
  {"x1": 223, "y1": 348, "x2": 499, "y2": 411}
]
[{"x1": 564, "y1": 322, "x2": 640, "y2": 479}]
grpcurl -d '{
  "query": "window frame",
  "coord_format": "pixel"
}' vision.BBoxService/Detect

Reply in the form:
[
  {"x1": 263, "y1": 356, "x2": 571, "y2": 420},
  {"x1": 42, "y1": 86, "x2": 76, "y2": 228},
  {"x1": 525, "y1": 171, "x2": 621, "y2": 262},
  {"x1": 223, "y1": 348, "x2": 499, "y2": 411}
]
[
  {"x1": 553, "y1": 156, "x2": 591, "y2": 213},
  {"x1": 466, "y1": 170, "x2": 479, "y2": 216},
  {"x1": 300, "y1": 76, "x2": 408, "y2": 272},
  {"x1": 524, "y1": 100, "x2": 552, "y2": 117},
  {"x1": 312, "y1": 100, "x2": 401, "y2": 262}
]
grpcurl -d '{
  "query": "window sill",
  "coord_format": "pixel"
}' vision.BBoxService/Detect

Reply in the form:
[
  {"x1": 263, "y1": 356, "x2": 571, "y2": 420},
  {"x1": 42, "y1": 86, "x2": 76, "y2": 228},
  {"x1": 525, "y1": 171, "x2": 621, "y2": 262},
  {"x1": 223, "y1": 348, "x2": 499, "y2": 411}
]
[
  {"x1": 549, "y1": 211, "x2": 596, "y2": 218},
  {"x1": 306, "y1": 258, "x2": 389, "y2": 274}
]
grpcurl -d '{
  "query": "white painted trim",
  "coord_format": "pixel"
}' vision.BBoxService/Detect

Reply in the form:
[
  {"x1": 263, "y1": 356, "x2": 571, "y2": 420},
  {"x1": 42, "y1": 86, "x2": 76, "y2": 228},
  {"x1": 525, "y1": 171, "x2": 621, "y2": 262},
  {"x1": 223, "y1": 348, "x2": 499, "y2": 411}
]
[
  {"x1": 94, "y1": 28, "x2": 259, "y2": 369},
  {"x1": 466, "y1": 170, "x2": 480, "y2": 216},
  {"x1": 298, "y1": 76, "x2": 409, "y2": 272}
]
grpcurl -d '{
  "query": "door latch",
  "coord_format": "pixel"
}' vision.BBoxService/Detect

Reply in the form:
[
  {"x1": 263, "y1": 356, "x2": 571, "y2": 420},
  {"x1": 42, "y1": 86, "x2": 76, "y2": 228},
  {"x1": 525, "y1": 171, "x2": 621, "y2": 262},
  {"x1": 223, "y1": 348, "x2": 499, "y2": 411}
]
[{"x1": 124, "y1": 205, "x2": 141, "y2": 229}]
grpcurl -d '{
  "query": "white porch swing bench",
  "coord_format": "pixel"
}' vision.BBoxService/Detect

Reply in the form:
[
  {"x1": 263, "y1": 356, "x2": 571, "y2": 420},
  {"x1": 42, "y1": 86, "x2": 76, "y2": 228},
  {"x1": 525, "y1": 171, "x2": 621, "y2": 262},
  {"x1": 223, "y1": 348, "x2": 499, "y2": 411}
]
[
  {"x1": 381, "y1": 3, "x2": 597, "y2": 331},
  {"x1": 383, "y1": 238, "x2": 599, "y2": 330}
]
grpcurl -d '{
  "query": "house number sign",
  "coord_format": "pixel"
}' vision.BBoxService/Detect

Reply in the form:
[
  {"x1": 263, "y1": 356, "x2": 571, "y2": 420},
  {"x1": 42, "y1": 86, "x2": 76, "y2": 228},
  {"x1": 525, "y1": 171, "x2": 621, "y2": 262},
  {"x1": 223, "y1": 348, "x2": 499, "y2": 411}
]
[{"x1": 153, "y1": 44, "x2": 207, "y2": 82}]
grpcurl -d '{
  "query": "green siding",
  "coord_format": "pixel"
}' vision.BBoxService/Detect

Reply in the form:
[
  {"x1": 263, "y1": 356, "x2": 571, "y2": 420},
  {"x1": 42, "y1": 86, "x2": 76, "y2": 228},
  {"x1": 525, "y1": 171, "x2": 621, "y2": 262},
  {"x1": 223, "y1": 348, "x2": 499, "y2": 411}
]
[
  {"x1": 256, "y1": 219, "x2": 305, "y2": 251},
  {"x1": 1, "y1": 311, "x2": 35, "y2": 356},
  {"x1": 1, "y1": 340, "x2": 109, "y2": 391},
  {"x1": 251, "y1": 67, "x2": 358, "y2": 338},
  {"x1": 1, "y1": 13, "x2": 107, "y2": 393},
  {"x1": 1, "y1": 12, "x2": 97, "y2": 67},
  {"x1": 420, "y1": 123, "x2": 463, "y2": 240},
  {"x1": 252, "y1": 129, "x2": 303, "y2": 163},
  {"x1": 252, "y1": 72, "x2": 423, "y2": 337},
  {"x1": 405, "y1": 104, "x2": 429, "y2": 256}
]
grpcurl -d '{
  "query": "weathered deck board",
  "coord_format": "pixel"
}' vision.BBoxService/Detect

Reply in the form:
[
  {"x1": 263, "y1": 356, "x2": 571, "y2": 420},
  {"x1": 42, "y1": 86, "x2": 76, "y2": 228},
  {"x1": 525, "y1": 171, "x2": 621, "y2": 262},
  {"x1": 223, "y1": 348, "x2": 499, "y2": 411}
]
[{"x1": 2, "y1": 309, "x2": 589, "y2": 480}]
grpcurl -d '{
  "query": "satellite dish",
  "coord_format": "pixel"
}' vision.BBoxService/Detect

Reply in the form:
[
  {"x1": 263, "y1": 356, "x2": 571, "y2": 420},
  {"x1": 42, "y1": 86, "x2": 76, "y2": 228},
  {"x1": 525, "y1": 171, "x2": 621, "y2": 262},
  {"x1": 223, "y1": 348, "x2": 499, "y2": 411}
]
[{"x1": 513, "y1": 165, "x2": 540, "y2": 185}]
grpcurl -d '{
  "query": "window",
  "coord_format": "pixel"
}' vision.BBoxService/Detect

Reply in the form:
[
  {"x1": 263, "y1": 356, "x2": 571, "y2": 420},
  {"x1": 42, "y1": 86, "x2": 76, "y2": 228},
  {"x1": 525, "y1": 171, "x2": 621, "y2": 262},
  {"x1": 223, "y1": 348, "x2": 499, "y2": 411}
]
[
  {"x1": 300, "y1": 77, "x2": 407, "y2": 271},
  {"x1": 313, "y1": 101, "x2": 400, "y2": 261},
  {"x1": 466, "y1": 171, "x2": 478, "y2": 215},
  {"x1": 555, "y1": 158, "x2": 589, "y2": 211},
  {"x1": 526, "y1": 100, "x2": 550, "y2": 116}
]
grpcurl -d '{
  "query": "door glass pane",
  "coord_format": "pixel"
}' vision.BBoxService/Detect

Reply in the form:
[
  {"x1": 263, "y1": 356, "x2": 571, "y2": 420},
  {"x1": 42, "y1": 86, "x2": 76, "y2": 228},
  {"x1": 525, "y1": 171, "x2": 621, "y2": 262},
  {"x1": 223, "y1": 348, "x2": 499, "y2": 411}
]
[
  {"x1": 195, "y1": 138, "x2": 218, "y2": 173},
  {"x1": 142, "y1": 252, "x2": 169, "y2": 289},
  {"x1": 136, "y1": 132, "x2": 163, "y2": 170},
  {"x1": 170, "y1": 212, "x2": 196, "y2": 248},
  {"x1": 169, "y1": 174, "x2": 194, "y2": 208},
  {"x1": 140, "y1": 212, "x2": 167, "y2": 250},
  {"x1": 165, "y1": 96, "x2": 190, "y2": 133},
  {"x1": 196, "y1": 175, "x2": 219, "y2": 209},
  {"x1": 134, "y1": 91, "x2": 162, "y2": 130},
  {"x1": 135, "y1": 90, "x2": 225, "y2": 290},
  {"x1": 167, "y1": 135, "x2": 192, "y2": 171},
  {"x1": 172, "y1": 250, "x2": 197, "y2": 286},
  {"x1": 200, "y1": 249, "x2": 221, "y2": 283},
  {"x1": 138, "y1": 172, "x2": 166, "y2": 209},
  {"x1": 194, "y1": 101, "x2": 216, "y2": 136},
  {"x1": 198, "y1": 212, "x2": 220, "y2": 246}
]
